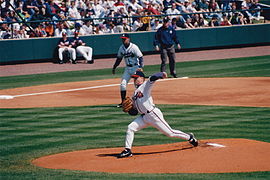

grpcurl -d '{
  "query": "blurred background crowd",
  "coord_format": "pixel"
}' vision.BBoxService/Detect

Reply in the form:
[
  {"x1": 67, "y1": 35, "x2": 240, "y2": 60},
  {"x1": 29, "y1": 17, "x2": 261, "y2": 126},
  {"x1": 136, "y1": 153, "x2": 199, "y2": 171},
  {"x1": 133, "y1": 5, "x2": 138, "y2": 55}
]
[{"x1": 0, "y1": 0, "x2": 266, "y2": 39}]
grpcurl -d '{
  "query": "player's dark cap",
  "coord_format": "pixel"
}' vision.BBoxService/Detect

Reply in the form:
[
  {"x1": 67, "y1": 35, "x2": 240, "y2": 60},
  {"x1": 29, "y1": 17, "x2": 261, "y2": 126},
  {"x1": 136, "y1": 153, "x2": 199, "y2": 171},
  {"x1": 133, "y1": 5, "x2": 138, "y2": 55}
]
[
  {"x1": 120, "y1": 33, "x2": 130, "y2": 39},
  {"x1": 62, "y1": 32, "x2": 67, "y2": 36},
  {"x1": 132, "y1": 71, "x2": 145, "y2": 78}
]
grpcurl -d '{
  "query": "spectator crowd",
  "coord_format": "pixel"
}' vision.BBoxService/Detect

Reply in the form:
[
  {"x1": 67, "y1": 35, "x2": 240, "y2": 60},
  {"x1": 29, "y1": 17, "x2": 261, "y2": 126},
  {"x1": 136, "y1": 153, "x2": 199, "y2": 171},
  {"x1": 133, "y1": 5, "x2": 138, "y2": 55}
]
[{"x1": 0, "y1": 0, "x2": 265, "y2": 39}]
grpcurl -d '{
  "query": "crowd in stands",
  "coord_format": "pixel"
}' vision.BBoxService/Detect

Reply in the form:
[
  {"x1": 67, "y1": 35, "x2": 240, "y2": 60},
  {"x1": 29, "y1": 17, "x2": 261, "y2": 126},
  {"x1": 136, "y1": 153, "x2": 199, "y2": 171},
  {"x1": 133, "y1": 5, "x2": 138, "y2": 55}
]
[{"x1": 0, "y1": 0, "x2": 266, "y2": 39}]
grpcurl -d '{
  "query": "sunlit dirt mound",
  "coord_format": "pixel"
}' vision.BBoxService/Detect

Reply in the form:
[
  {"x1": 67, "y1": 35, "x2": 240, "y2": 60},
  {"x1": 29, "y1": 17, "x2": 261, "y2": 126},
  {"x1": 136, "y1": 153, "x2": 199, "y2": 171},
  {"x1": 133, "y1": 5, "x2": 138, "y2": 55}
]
[{"x1": 32, "y1": 138, "x2": 270, "y2": 173}]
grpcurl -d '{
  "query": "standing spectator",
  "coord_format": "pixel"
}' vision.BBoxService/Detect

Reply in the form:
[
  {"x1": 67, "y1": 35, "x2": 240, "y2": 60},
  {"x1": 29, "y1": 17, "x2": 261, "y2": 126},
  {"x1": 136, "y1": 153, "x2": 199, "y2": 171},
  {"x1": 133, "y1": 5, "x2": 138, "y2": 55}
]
[
  {"x1": 112, "y1": 33, "x2": 144, "y2": 107},
  {"x1": 57, "y1": 32, "x2": 76, "y2": 64},
  {"x1": 71, "y1": 31, "x2": 94, "y2": 64},
  {"x1": 153, "y1": 18, "x2": 181, "y2": 78}
]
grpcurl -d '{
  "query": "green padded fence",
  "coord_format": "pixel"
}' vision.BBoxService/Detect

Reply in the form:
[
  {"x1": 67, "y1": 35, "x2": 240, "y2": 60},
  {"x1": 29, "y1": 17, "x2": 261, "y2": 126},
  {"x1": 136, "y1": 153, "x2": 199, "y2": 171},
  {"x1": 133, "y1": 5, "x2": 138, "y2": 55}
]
[{"x1": 0, "y1": 24, "x2": 269, "y2": 64}]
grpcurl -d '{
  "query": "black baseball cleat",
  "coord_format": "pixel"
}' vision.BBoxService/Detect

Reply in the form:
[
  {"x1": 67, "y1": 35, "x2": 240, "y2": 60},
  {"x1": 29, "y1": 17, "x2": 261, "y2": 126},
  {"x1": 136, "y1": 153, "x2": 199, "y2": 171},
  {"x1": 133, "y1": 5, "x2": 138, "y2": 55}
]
[
  {"x1": 116, "y1": 103, "x2": 122, "y2": 108},
  {"x1": 118, "y1": 148, "x2": 133, "y2": 158},
  {"x1": 72, "y1": 60, "x2": 77, "y2": 64},
  {"x1": 87, "y1": 60, "x2": 94, "y2": 64},
  {"x1": 59, "y1": 60, "x2": 64, "y2": 64},
  {"x1": 171, "y1": 73, "x2": 178, "y2": 78},
  {"x1": 188, "y1": 133, "x2": 198, "y2": 147}
]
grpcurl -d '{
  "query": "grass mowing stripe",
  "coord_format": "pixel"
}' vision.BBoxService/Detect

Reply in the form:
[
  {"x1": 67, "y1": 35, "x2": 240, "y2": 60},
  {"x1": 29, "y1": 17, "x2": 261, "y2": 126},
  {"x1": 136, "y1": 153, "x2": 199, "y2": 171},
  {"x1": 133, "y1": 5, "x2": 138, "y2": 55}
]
[
  {"x1": 1, "y1": 105, "x2": 269, "y2": 179},
  {"x1": 0, "y1": 55, "x2": 269, "y2": 90}
]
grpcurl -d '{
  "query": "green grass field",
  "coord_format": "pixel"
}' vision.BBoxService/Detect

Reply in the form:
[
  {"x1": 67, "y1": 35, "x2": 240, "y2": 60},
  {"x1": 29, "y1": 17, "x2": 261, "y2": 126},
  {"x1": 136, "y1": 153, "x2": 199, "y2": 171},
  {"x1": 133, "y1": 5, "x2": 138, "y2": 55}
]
[{"x1": 0, "y1": 55, "x2": 270, "y2": 179}]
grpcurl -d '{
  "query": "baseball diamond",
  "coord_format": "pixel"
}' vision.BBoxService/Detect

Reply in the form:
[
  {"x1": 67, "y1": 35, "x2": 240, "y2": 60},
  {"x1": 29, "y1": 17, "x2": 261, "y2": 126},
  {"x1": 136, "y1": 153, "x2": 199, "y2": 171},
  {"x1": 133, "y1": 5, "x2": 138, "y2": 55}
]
[{"x1": 0, "y1": 46, "x2": 269, "y2": 178}]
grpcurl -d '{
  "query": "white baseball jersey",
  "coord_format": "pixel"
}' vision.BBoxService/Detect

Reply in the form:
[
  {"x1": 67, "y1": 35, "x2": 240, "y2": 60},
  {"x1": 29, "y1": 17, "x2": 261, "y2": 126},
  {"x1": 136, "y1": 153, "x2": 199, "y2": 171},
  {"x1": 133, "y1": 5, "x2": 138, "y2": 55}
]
[
  {"x1": 124, "y1": 75, "x2": 190, "y2": 149},
  {"x1": 117, "y1": 42, "x2": 143, "y2": 67},
  {"x1": 118, "y1": 42, "x2": 143, "y2": 91}
]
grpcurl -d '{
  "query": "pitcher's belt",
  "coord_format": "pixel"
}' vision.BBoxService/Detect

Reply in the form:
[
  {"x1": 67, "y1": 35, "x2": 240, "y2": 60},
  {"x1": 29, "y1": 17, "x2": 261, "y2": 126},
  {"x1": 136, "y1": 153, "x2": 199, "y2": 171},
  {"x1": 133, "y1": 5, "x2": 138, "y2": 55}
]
[
  {"x1": 142, "y1": 107, "x2": 155, "y2": 116},
  {"x1": 127, "y1": 64, "x2": 138, "y2": 67}
]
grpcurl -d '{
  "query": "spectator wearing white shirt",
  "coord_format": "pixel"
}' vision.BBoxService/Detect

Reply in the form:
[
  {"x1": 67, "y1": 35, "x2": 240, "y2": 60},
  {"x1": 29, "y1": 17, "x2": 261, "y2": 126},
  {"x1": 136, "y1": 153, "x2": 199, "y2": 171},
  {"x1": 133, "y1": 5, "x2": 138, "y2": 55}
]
[{"x1": 166, "y1": 3, "x2": 181, "y2": 19}]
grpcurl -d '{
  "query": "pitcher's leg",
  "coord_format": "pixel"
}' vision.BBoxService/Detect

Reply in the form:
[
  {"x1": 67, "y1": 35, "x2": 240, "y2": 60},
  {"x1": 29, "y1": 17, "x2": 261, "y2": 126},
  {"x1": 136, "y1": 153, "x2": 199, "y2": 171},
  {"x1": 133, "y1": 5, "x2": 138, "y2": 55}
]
[
  {"x1": 125, "y1": 116, "x2": 148, "y2": 149},
  {"x1": 150, "y1": 109, "x2": 190, "y2": 140}
]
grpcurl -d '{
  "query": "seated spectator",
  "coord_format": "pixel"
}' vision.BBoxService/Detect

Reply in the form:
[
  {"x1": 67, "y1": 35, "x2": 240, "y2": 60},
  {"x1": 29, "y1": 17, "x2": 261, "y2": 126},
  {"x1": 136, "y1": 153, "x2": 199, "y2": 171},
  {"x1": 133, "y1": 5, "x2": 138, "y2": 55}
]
[
  {"x1": 45, "y1": 0, "x2": 61, "y2": 19},
  {"x1": 22, "y1": 0, "x2": 39, "y2": 20},
  {"x1": 82, "y1": 20, "x2": 93, "y2": 35},
  {"x1": 137, "y1": 10, "x2": 151, "y2": 31},
  {"x1": 191, "y1": 13, "x2": 208, "y2": 27},
  {"x1": 57, "y1": 32, "x2": 76, "y2": 64},
  {"x1": 166, "y1": 3, "x2": 181, "y2": 19},
  {"x1": 132, "y1": 17, "x2": 143, "y2": 31},
  {"x1": 220, "y1": 14, "x2": 232, "y2": 26},
  {"x1": 45, "y1": 21, "x2": 54, "y2": 37},
  {"x1": 249, "y1": 0, "x2": 264, "y2": 21},
  {"x1": 163, "y1": 0, "x2": 174, "y2": 13},
  {"x1": 208, "y1": 14, "x2": 220, "y2": 27},
  {"x1": 175, "y1": 15, "x2": 190, "y2": 28},
  {"x1": 151, "y1": 18, "x2": 162, "y2": 31},
  {"x1": 71, "y1": 31, "x2": 94, "y2": 64},
  {"x1": 122, "y1": 19, "x2": 131, "y2": 32},
  {"x1": 145, "y1": 2, "x2": 161, "y2": 15},
  {"x1": 68, "y1": 0, "x2": 81, "y2": 20},
  {"x1": 230, "y1": 11, "x2": 247, "y2": 25},
  {"x1": 126, "y1": 0, "x2": 143, "y2": 12},
  {"x1": 54, "y1": 22, "x2": 67, "y2": 37}
]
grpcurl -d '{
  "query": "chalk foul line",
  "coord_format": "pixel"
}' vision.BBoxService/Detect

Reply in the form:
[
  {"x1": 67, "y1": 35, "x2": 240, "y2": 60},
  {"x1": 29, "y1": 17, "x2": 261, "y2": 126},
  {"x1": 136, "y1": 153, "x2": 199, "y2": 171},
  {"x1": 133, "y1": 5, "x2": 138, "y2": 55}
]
[{"x1": 0, "y1": 77, "x2": 188, "y2": 99}]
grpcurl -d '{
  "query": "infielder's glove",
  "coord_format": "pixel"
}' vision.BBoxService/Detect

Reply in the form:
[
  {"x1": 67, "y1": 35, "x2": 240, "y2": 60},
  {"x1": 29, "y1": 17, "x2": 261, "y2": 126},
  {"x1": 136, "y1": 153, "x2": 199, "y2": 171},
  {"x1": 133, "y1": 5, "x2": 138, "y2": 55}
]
[{"x1": 122, "y1": 97, "x2": 134, "y2": 112}]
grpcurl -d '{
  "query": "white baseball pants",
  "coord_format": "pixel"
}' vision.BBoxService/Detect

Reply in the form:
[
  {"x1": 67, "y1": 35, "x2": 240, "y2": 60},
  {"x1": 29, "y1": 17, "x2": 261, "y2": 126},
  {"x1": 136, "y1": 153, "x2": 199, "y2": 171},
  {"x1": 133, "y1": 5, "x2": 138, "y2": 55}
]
[
  {"x1": 125, "y1": 108, "x2": 190, "y2": 149},
  {"x1": 120, "y1": 66, "x2": 138, "y2": 91},
  {"x1": 76, "y1": 46, "x2": 93, "y2": 61},
  {"x1": 58, "y1": 47, "x2": 76, "y2": 60}
]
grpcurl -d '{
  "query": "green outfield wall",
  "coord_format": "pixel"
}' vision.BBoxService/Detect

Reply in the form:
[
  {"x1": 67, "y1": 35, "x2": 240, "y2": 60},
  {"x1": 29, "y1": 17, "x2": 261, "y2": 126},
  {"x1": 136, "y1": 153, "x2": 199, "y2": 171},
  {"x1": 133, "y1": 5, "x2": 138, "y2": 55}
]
[{"x1": 0, "y1": 24, "x2": 269, "y2": 64}]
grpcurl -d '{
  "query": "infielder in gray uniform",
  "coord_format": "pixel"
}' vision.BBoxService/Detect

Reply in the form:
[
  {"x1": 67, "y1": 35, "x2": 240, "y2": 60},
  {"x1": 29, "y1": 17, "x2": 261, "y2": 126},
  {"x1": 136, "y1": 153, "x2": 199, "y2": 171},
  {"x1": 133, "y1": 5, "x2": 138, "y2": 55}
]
[
  {"x1": 118, "y1": 71, "x2": 198, "y2": 158},
  {"x1": 112, "y1": 33, "x2": 144, "y2": 107}
]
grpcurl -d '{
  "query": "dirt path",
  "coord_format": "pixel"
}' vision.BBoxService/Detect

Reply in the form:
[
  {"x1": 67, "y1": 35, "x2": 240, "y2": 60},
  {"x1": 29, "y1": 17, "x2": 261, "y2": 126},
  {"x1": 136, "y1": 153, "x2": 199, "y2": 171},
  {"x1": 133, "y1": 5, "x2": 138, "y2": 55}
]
[
  {"x1": 1, "y1": 46, "x2": 269, "y2": 77},
  {"x1": 1, "y1": 77, "x2": 269, "y2": 108}
]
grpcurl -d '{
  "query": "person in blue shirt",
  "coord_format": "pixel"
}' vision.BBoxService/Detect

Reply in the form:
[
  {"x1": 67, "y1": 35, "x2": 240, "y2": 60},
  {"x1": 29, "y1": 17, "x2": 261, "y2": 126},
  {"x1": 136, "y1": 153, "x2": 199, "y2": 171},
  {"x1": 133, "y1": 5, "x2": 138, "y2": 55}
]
[{"x1": 153, "y1": 18, "x2": 181, "y2": 78}]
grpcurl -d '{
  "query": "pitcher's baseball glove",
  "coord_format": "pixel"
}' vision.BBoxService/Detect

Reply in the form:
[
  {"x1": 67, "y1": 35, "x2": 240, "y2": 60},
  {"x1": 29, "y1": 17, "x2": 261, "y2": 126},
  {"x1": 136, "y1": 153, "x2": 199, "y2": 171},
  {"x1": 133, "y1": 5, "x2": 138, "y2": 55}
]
[{"x1": 122, "y1": 97, "x2": 133, "y2": 112}]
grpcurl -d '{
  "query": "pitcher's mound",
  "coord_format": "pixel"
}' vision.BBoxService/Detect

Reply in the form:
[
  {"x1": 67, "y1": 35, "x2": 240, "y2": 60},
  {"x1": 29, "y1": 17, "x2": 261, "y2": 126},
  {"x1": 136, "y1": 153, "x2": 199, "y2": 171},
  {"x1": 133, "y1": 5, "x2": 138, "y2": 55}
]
[{"x1": 32, "y1": 138, "x2": 270, "y2": 173}]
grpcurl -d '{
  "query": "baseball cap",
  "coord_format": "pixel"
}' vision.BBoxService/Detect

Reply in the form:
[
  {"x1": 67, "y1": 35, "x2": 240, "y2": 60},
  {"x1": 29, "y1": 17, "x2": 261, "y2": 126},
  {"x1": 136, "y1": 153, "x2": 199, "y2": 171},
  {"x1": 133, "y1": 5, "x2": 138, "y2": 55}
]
[
  {"x1": 131, "y1": 71, "x2": 145, "y2": 78},
  {"x1": 120, "y1": 33, "x2": 130, "y2": 39}
]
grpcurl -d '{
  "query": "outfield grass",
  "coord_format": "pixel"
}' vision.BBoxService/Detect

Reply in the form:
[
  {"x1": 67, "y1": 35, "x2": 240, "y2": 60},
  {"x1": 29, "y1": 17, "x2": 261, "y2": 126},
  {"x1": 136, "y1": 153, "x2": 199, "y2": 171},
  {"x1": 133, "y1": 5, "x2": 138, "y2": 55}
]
[{"x1": 0, "y1": 55, "x2": 270, "y2": 179}]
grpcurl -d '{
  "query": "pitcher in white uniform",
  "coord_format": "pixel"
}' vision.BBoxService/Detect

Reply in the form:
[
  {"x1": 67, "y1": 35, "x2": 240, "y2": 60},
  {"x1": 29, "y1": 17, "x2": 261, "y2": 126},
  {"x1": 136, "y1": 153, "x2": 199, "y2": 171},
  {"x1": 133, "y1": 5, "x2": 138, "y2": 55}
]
[
  {"x1": 112, "y1": 33, "x2": 144, "y2": 107},
  {"x1": 118, "y1": 71, "x2": 198, "y2": 158}
]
